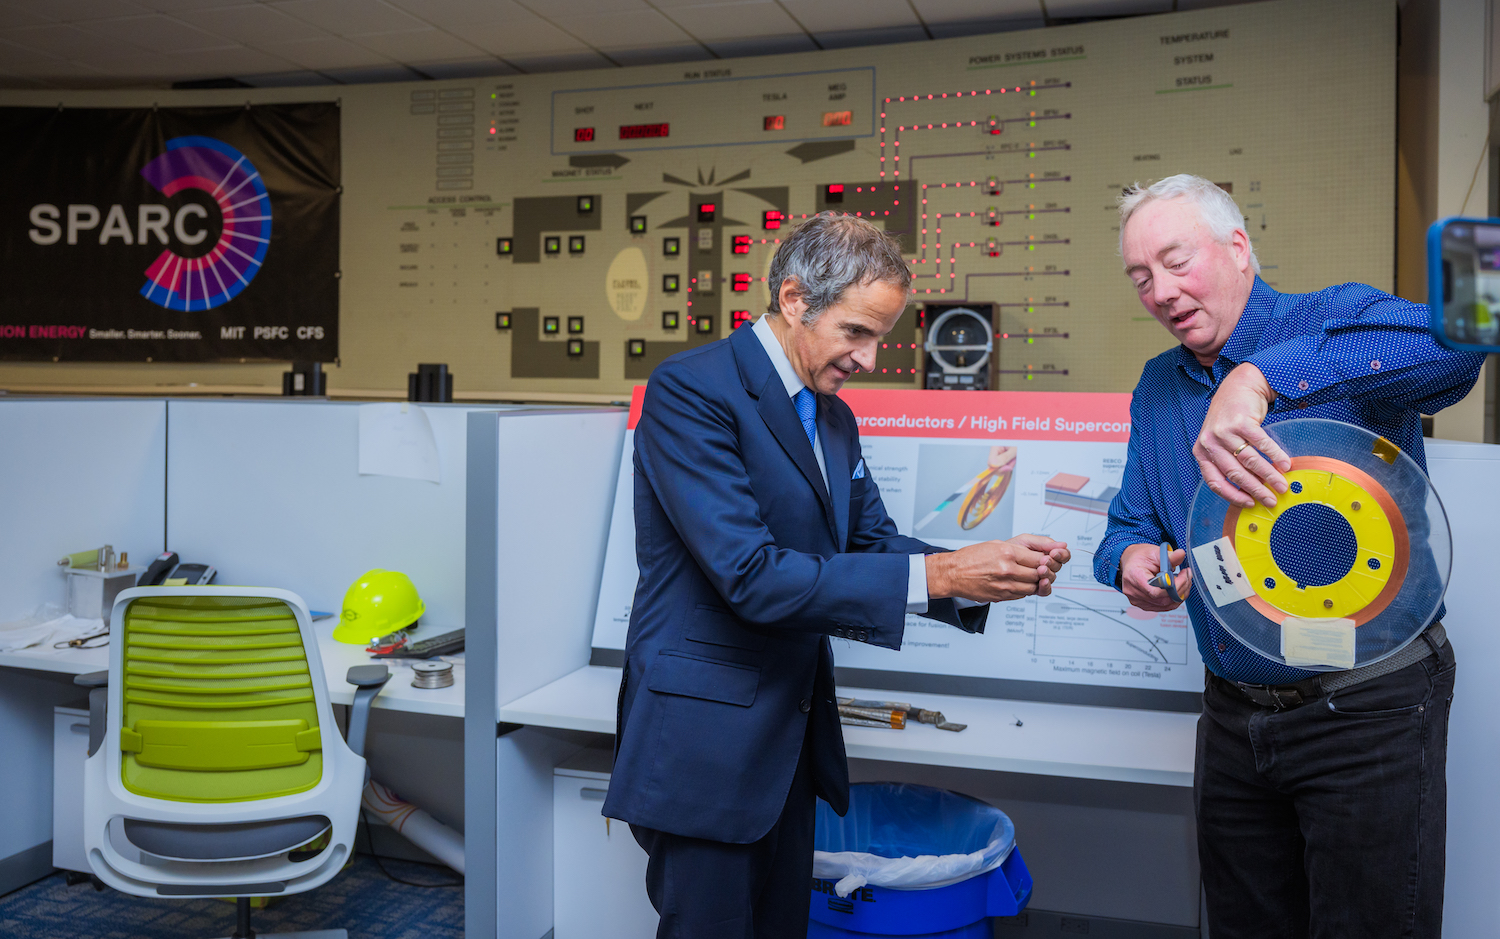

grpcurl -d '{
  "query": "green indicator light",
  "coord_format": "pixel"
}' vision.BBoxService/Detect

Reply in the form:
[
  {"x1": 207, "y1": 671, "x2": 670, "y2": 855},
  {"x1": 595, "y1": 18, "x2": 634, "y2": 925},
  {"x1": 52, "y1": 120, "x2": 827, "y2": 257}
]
[
  {"x1": 1025, "y1": 373, "x2": 1034, "y2": 380},
  {"x1": 1027, "y1": 338, "x2": 1034, "y2": 344},
  {"x1": 1029, "y1": 90, "x2": 1037, "y2": 96},
  {"x1": 1026, "y1": 307, "x2": 1034, "y2": 313},
  {"x1": 1027, "y1": 244, "x2": 1035, "y2": 251},
  {"x1": 1028, "y1": 213, "x2": 1035, "y2": 219},
  {"x1": 1029, "y1": 121, "x2": 1036, "y2": 127},
  {"x1": 1028, "y1": 183, "x2": 1036, "y2": 189},
  {"x1": 1028, "y1": 152, "x2": 1035, "y2": 158}
]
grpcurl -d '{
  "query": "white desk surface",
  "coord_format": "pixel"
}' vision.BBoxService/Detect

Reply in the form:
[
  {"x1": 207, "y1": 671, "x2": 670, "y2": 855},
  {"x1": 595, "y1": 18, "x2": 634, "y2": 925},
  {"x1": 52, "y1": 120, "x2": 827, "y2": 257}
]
[
  {"x1": 499, "y1": 665, "x2": 1198, "y2": 788},
  {"x1": 0, "y1": 618, "x2": 464, "y2": 719}
]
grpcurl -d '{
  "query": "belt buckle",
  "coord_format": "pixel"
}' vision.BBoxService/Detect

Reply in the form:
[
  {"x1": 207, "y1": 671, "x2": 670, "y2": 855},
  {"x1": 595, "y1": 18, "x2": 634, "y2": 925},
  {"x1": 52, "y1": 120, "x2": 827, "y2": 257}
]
[{"x1": 1236, "y1": 682, "x2": 1303, "y2": 710}]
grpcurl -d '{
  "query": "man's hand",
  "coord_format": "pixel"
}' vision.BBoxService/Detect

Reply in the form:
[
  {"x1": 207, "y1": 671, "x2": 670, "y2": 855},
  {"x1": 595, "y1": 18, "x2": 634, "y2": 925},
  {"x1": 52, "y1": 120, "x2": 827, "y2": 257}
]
[
  {"x1": 927, "y1": 533, "x2": 1070, "y2": 603},
  {"x1": 1119, "y1": 542, "x2": 1192, "y2": 612},
  {"x1": 1194, "y1": 362, "x2": 1292, "y2": 508},
  {"x1": 988, "y1": 445, "x2": 1017, "y2": 471}
]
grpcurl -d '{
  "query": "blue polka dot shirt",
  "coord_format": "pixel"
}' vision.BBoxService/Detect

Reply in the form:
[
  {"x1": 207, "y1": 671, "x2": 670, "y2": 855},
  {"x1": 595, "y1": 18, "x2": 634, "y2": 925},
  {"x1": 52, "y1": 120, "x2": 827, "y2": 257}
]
[{"x1": 1094, "y1": 276, "x2": 1484, "y2": 684}]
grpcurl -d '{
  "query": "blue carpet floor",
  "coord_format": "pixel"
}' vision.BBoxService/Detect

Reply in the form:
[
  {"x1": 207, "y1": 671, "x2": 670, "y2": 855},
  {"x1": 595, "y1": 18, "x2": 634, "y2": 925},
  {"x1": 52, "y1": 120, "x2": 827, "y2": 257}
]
[{"x1": 0, "y1": 856, "x2": 463, "y2": 939}]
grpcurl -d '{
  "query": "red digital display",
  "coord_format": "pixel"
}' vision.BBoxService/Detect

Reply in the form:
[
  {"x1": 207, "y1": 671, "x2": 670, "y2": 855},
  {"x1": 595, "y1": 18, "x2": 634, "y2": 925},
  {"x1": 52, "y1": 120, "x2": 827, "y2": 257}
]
[
  {"x1": 574, "y1": 127, "x2": 595, "y2": 142},
  {"x1": 732, "y1": 236, "x2": 752, "y2": 255},
  {"x1": 763, "y1": 115, "x2": 785, "y2": 131},
  {"x1": 827, "y1": 184, "x2": 844, "y2": 194},
  {"x1": 731, "y1": 310, "x2": 754, "y2": 330},
  {"x1": 763, "y1": 210, "x2": 784, "y2": 231},
  {"x1": 620, "y1": 123, "x2": 670, "y2": 140},
  {"x1": 731, "y1": 273, "x2": 752, "y2": 292},
  {"x1": 822, "y1": 110, "x2": 853, "y2": 127}
]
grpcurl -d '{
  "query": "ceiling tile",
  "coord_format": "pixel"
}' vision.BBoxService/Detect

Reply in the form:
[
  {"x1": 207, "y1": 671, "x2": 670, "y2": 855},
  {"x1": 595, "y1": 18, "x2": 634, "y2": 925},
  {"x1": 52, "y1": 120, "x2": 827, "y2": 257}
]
[
  {"x1": 706, "y1": 33, "x2": 817, "y2": 57},
  {"x1": 513, "y1": 0, "x2": 650, "y2": 16},
  {"x1": 352, "y1": 27, "x2": 484, "y2": 61},
  {"x1": 174, "y1": 4, "x2": 330, "y2": 46},
  {"x1": 1, "y1": 22, "x2": 141, "y2": 58},
  {"x1": 0, "y1": 6, "x2": 58, "y2": 28},
  {"x1": 381, "y1": 0, "x2": 539, "y2": 30},
  {"x1": 910, "y1": 0, "x2": 1041, "y2": 23},
  {"x1": 604, "y1": 43, "x2": 712, "y2": 66},
  {"x1": 412, "y1": 56, "x2": 520, "y2": 78},
  {"x1": 25, "y1": 0, "x2": 151, "y2": 21},
  {"x1": 318, "y1": 62, "x2": 424, "y2": 82},
  {"x1": 463, "y1": 18, "x2": 590, "y2": 56},
  {"x1": 504, "y1": 49, "x2": 614, "y2": 72},
  {"x1": 815, "y1": 24, "x2": 929, "y2": 49},
  {"x1": 546, "y1": 8, "x2": 695, "y2": 48},
  {"x1": 77, "y1": 13, "x2": 239, "y2": 52},
  {"x1": 162, "y1": 44, "x2": 300, "y2": 75},
  {"x1": 665, "y1": 2, "x2": 804, "y2": 42},
  {"x1": 269, "y1": 0, "x2": 426, "y2": 36},
  {"x1": 262, "y1": 34, "x2": 393, "y2": 68},
  {"x1": 779, "y1": 0, "x2": 918, "y2": 32},
  {"x1": 0, "y1": 34, "x2": 77, "y2": 70},
  {"x1": 1043, "y1": 0, "x2": 1172, "y2": 17},
  {"x1": 134, "y1": 0, "x2": 250, "y2": 11}
]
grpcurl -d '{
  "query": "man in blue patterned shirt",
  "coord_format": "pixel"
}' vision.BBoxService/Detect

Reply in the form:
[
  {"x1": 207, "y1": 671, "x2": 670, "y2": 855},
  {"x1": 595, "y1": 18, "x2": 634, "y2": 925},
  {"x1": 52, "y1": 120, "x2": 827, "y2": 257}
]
[{"x1": 1096, "y1": 175, "x2": 1483, "y2": 938}]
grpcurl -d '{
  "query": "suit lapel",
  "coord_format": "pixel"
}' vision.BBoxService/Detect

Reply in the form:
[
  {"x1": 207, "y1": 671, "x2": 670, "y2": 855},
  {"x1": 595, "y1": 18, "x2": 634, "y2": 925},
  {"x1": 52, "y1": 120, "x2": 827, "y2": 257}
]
[
  {"x1": 733, "y1": 324, "x2": 838, "y2": 540},
  {"x1": 820, "y1": 396, "x2": 851, "y2": 549},
  {"x1": 756, "y1": 372, "x2": 835, "y2": 519}
]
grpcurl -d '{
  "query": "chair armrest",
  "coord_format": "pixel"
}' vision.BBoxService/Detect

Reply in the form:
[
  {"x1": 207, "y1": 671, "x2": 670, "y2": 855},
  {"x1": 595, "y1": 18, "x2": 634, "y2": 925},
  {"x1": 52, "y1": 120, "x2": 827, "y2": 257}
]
[
  {"x1": 75, "y1": 672, "x2": 110, "y2": 757},
  {"x1": 345, "y1": 665, "x2": 390, "y2": 759}
]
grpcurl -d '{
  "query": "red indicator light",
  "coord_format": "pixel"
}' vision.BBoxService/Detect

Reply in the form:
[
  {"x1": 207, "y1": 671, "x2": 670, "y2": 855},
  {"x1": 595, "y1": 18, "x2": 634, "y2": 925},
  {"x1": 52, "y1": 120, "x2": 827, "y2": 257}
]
[
  {"x1": 732, "y1": 236, "x2": 752, "y2": 255},
  {"x1": 574, "y1": 127, "x2": 595, "y2": 142},
  {"x1": 763, "y1": 210, "x2": 784, "y2": 231},
  {"x1": 763, "y1": 115, "x2": 785, "y2": 131},
  {"x1": 620, "y1": 123, "x2": 670, "y2": 140},
  {"x1": 822, "y1": 110, "x2": 853, "y2": 127}
]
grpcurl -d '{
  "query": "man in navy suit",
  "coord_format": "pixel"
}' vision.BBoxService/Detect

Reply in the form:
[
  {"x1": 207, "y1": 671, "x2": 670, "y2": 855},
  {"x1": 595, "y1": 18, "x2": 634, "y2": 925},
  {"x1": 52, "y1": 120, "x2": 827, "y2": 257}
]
[{"x1": 603, "y1": 213, "x2": 1070, "y2": 938}]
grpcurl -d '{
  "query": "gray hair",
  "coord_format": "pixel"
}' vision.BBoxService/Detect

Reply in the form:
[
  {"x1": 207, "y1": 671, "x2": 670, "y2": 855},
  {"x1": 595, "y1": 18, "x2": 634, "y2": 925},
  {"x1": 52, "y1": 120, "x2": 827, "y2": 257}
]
[
  {"x1": 766, "y1": 212, "x2": 912, "y2": 326},
  {"x1": 1118, "y1": 174, "x2": 1259, "y2": 273}
]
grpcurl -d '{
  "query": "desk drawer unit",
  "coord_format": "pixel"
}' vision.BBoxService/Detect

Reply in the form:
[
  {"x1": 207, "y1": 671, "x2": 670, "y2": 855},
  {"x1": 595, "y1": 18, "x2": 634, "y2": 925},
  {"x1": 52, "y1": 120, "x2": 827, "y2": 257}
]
[
  {"x1": 553, "y1": 760, "x2": 657, "y2": 939},
  {"x1": 53, "y1": 707, "x2": 89, "y2": 874}
]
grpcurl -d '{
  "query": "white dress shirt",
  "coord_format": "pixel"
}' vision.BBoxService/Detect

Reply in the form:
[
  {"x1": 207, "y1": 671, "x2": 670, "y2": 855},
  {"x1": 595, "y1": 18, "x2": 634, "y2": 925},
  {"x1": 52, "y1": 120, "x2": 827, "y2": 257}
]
[{"x1": 751, "y1": 313, "x2": 930, "y2": 614}]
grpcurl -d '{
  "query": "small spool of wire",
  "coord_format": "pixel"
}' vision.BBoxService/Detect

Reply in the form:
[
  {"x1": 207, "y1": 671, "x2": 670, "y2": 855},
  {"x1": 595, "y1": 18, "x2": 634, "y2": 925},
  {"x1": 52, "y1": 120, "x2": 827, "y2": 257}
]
[{"x1": 411, "y1": 660, "x2": 454, "y2": 689}]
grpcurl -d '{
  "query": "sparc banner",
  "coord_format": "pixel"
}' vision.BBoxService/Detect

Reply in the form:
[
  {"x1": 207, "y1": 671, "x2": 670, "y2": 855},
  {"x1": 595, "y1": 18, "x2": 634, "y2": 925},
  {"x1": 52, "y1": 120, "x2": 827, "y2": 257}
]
[{"x1": 0, "y1": 104, "x2": 339, "y2": 362}]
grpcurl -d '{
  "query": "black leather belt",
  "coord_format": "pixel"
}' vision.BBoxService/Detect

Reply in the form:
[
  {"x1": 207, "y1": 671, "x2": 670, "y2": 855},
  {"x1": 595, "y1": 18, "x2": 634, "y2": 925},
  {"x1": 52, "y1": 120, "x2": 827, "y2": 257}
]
[{"x1": 1222, "y1": 622, "x2": 1447, "y2": 711}]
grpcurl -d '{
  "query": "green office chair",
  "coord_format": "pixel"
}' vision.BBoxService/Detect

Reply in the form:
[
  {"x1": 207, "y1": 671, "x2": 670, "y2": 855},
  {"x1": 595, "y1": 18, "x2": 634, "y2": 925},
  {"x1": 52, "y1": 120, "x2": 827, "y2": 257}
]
[{"x1": 78, "y1": 586, "x2": 390, "y2": 939}]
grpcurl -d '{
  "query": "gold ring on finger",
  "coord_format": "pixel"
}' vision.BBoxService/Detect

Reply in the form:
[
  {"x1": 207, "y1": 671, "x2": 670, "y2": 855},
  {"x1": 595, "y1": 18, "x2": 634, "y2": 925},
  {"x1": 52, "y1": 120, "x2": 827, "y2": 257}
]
[{"x1": 1233, "y1": 443, "x2": 1250, "y2": 456}]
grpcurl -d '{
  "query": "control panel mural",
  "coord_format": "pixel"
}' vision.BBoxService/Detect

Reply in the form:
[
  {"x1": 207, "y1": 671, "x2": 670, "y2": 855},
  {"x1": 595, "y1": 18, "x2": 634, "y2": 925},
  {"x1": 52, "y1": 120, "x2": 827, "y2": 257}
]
[{"x1": 338, "y1": 0, "x2": 1393, "y2": 396}]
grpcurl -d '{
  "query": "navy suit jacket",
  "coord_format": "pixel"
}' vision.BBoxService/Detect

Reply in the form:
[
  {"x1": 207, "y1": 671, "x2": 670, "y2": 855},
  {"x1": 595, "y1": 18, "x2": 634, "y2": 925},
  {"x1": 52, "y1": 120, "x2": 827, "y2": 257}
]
[{"x1": 602, "y1": 323, "x2": 988, "y2": 843}]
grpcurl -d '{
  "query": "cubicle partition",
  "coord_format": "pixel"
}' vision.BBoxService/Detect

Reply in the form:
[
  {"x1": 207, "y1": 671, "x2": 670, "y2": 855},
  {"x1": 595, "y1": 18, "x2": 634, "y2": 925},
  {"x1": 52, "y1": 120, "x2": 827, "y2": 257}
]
[
  {"x1": 464, "y1": 408, "x2": 628, "y2": 939},
  {"x1": 0, "y1": 398, "x2": 168, "y2": 893}
]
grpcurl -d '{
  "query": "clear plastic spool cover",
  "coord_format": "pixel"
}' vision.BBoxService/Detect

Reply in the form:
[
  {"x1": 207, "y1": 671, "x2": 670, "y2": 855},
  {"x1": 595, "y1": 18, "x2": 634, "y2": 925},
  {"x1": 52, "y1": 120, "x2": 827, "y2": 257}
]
[{"x1": 1186, "y1": 418, "x2": 1451, "y2": 671}]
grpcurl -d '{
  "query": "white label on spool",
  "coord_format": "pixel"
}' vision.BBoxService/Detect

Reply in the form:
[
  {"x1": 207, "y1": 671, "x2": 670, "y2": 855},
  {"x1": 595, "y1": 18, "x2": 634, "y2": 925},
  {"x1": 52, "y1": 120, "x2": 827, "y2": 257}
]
[
  {"x1": 1191, "y1": 537, "x2": 1255, "y2": 607},
  {"x1": 1281, "y1": 617, "x2": 1356, "y2": 669}
]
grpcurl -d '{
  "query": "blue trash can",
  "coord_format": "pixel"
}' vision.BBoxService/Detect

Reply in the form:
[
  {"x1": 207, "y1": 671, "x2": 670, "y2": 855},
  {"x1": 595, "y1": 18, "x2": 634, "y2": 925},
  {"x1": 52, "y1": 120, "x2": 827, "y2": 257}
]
[{"x1": 809, "y1": 783, "x2": 1033, "y2": 939}]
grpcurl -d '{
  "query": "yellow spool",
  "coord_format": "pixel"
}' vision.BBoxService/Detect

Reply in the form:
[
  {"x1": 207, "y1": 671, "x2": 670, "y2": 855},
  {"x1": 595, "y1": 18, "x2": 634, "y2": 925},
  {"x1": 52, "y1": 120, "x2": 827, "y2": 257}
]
[{"x1": 1233, "y1": 469, "x2": 1397, "y2": 619}]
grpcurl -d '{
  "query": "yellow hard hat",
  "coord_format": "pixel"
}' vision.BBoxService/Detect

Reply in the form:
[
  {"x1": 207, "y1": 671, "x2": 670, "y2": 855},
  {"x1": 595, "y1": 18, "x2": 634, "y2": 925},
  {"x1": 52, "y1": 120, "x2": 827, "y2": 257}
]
[{"x1": 333, "y1": 569, "x2": 425, "y2": 645}]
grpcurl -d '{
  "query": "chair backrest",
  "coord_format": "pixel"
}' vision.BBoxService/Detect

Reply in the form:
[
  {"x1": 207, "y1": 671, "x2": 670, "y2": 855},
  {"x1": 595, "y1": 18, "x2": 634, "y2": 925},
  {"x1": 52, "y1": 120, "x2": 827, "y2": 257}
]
[{"x1": 117, "y1": 593, "x2": 327, "y2": 803}]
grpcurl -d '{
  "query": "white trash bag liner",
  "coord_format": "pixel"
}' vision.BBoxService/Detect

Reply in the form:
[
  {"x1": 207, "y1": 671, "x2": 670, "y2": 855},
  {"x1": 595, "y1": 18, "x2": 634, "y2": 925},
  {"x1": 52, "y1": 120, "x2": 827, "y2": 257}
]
[{"x1": 812, "y1": 782, "x2": 1017, "y2": 898}]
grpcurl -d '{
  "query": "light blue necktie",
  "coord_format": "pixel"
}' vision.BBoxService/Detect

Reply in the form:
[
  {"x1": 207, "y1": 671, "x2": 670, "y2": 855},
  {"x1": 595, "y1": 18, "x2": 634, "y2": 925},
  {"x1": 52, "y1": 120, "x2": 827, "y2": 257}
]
[{"x1": 794, "y1": 387, "x2": 817, "y2": 448}]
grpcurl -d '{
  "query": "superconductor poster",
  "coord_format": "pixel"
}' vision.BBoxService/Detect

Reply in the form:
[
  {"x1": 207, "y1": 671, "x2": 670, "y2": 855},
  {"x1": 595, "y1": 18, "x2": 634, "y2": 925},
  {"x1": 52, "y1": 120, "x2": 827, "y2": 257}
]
[{"x1": 0, "y1": 104, "x2": 339, "y2": 362}]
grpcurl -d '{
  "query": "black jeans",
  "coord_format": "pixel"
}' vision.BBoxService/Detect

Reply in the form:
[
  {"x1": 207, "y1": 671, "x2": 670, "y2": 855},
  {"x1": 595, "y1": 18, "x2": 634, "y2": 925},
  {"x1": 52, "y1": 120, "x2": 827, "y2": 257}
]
[{"x1": 1196, "y1": 636, "x2": 1456, "y2": 939}]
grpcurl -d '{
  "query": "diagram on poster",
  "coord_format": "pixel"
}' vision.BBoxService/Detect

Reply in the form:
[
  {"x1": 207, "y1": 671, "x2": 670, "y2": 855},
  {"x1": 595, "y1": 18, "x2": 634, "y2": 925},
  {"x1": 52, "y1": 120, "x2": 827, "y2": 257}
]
[{"x1": 592, "y1": 387, "x2": 1201, "y2": 695}]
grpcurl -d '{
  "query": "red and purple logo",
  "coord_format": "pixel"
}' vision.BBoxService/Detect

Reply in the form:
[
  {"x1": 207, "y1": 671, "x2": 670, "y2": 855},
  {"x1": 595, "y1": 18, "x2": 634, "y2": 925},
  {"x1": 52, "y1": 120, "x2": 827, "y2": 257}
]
[{"x1": 138, "y1": 136, "x2": 270, "y2": 311}]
